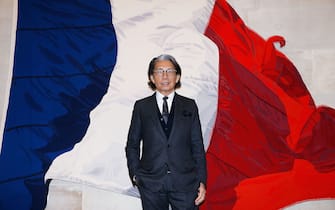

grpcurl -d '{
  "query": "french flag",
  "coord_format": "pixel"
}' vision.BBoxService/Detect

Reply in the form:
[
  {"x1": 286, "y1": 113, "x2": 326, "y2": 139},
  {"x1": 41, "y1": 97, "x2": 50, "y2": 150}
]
[{"x1": 0, "y1": 0, "x2": 334, "y2": 210}]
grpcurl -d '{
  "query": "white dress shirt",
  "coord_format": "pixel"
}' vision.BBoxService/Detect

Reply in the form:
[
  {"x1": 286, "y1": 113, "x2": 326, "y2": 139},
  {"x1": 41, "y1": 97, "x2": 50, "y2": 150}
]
[{"x1": 156, "y1": 91, "x2": 174, "y2": 114}]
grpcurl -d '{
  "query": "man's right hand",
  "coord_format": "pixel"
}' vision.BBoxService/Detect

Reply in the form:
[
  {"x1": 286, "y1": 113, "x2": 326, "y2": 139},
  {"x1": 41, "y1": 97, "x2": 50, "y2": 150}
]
[{"x1": 132, "y1": 175, "x2": 137, "y2": 186}]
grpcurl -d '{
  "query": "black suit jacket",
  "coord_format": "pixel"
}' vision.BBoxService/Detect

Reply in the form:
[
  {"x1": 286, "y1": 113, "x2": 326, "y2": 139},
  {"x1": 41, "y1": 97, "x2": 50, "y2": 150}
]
[{"x1": 126, "y1": 93, "x2": 207, "y2": 192}]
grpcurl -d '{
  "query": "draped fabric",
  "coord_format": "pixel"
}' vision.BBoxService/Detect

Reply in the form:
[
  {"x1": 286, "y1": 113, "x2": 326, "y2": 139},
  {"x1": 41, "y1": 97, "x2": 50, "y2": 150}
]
[
  {"x1": 0, "y1": 1, "x2": 117, "y2": 209},
  {"x1": 1, "y1": 0, "x2": 335, "y2": 210},
  {"x1": 44, "y1": 0, "x2": 218, "y2": 199},
  {"x1": 202, "y1": 1, "x2": 335, "y2": 209}
]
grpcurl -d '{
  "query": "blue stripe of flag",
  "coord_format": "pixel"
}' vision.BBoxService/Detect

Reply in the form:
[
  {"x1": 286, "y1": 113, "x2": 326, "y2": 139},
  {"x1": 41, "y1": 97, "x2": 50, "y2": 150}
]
[{"x1": 0, "y1": 1, "x2": 117, "y2": 209}]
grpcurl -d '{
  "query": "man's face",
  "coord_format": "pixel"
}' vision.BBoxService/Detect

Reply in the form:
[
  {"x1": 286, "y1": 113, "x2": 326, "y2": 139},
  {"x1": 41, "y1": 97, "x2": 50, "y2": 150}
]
[{"x1": 150, "y1": 60, "x2": 180, "y2": 96}]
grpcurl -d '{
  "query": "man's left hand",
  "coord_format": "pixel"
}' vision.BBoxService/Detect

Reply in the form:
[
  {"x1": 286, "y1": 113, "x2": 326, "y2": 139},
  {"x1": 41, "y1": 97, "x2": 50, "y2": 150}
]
[{"x1": 195, "y1": 182, "x2": 206, "y2": 206}]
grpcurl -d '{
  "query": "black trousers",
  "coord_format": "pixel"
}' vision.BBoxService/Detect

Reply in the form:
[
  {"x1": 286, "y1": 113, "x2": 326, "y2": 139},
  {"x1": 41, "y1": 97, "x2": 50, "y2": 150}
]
[{"x1": 138, "y1": 174, "x2": 198, "y2": 210}]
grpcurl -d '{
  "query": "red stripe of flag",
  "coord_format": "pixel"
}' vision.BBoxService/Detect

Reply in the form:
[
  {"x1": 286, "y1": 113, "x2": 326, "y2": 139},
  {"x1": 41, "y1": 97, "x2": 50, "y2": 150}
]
[{"x1": 202, "y1": 0, "x2": 335, "y2": 209}]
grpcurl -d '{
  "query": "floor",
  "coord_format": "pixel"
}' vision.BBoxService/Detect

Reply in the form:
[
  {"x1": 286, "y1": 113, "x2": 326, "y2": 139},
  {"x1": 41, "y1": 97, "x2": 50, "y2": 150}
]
[{"x1": 46, "y1": 180, "x2": 335, "y2": 210}]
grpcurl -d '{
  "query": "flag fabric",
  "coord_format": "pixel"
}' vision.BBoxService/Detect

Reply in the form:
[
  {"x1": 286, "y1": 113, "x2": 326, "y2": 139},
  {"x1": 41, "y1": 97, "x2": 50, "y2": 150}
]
[
  {"x1": 0, "y1": 0, "x2": 117, "y2": 209},
  {"x1": 1, "y1": 0, "x2": 335, "y2": 210},
  {"x1": 44, "y1": 0, "x2": 219, "y2": 198},
  {"x1": 202, "y1": 0, "x2": 335, "y2": 209}
]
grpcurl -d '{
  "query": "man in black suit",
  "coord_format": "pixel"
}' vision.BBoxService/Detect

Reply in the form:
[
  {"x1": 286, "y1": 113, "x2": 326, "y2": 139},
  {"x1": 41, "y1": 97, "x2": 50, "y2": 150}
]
[{"x1": 126, "y1": 54, "x2": 206, "y2": 210}]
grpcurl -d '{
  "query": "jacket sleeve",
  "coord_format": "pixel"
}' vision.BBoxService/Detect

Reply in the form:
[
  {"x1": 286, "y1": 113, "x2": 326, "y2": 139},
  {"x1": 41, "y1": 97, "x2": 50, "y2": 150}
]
[
  {"x1": 125, "y1": 101, "x2": 142, "y2": 184},
  {"x1": 191, "y1": 100, "x2": 207, "y2": 186}
]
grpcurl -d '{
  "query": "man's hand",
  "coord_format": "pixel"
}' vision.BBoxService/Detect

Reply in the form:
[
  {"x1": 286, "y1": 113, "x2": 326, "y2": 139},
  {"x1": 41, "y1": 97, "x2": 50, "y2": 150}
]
[
  {"x1": 132, "y1": 175, "x2": 138, "y2": 186},
  {"x1": 195, "y1": 182, "x2": 206, "y2": 206}
]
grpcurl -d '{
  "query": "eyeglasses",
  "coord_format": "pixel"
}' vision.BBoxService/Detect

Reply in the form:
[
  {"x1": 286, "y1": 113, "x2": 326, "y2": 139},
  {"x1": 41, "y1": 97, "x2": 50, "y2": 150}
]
[{"x1": 153, "y1": 68, "x2": 177, "y2": 76}]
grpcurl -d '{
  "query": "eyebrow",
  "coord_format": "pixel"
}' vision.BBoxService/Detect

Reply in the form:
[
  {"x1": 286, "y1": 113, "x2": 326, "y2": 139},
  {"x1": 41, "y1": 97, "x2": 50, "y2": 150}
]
[{"x1": 155, "y1": 67, "x2": 174, "y2": 69}]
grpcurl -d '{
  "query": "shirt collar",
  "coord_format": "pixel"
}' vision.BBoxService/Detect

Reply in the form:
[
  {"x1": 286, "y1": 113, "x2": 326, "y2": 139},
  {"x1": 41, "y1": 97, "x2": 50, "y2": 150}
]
[
  {"x1": 156, "y1": 91, "x2": 175, "y2": 101},
  {"x1": 156, "y1": 91, "x2": 175, "y2": 113}
]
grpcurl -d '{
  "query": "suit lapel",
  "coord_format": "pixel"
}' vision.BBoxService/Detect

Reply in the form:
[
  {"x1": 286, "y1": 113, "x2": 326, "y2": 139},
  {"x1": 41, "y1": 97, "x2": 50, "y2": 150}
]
[{"x1": 168, "y1": 94, "x2": 182, "y2": 142}]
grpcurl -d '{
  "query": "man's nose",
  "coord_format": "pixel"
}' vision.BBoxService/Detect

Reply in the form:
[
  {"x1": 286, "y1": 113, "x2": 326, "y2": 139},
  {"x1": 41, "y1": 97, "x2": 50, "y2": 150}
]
[{"x1": 162, "y1": 71, "x2": 168, "y2": 78}]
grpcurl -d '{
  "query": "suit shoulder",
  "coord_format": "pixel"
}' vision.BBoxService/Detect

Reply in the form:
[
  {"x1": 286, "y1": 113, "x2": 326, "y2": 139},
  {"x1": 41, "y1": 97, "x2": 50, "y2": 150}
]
[
  {"x1": 175, "y1": 94, "x2": 196, "y2": 104},
  {"x1": 134, "y1": 94, "x2": 154, "y2": 105}
]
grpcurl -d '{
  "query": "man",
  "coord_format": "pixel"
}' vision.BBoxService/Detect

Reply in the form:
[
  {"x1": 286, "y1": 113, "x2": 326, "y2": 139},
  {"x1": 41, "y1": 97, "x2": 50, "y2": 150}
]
[{"x1": 126, "y1": 54, "x2": 206, "y2": 210}]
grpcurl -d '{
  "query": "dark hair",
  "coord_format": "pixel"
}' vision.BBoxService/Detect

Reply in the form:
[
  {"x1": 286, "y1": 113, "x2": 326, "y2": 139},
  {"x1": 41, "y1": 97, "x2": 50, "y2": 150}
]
[{"x1": 147, "y1": 54, "x2": 182, "y2": 90}]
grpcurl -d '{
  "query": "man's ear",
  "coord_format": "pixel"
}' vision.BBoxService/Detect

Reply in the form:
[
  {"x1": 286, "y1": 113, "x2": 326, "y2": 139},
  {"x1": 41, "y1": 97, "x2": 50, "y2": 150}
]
[
  {"x1": 176, "y1": 75, "x2": 181, "y2": 83},
  {"x1": 150, "y1": 75, "x2": 155, "y2": 84}
]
